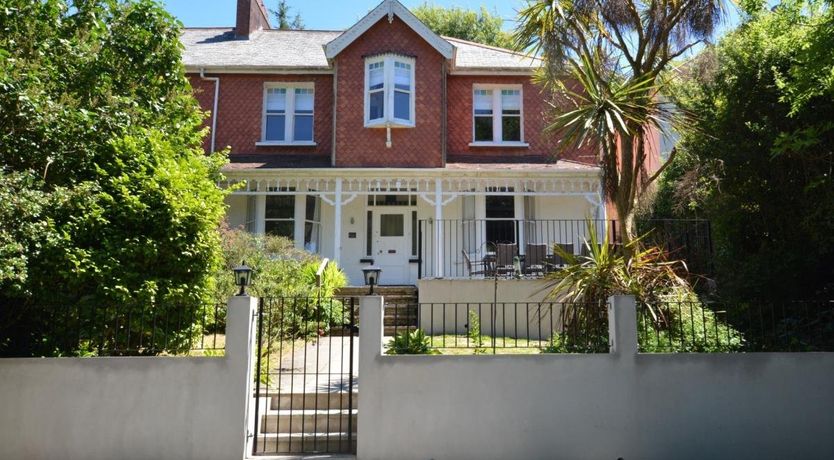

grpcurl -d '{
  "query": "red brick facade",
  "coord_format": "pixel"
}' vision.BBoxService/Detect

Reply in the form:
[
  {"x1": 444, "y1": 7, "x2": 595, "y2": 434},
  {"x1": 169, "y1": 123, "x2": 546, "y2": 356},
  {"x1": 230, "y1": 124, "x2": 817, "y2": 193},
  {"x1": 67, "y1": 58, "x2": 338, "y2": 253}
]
[
  {"x1": 189, "y1": 73, "x2": 333, "y2": 163},
  {"x1": 333, "y1": 17, "x2": 445, "y2": 168},
  {"x1": 187, "y1": 16, "x2": 599, "y2": 168}
]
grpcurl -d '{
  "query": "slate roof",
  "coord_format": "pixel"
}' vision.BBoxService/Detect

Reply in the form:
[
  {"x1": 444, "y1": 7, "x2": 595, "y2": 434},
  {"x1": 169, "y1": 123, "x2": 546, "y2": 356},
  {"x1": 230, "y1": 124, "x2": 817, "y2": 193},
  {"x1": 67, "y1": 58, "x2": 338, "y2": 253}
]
[
  {"x1": 180, "y1": 28, "x2": 540, "y2": 73},
  {"x1": 443, "y1": 37, "x2": 541, "y2": 72},
  {"x1": 181, "y1": 28, "x2": 341, "y2": 71}
]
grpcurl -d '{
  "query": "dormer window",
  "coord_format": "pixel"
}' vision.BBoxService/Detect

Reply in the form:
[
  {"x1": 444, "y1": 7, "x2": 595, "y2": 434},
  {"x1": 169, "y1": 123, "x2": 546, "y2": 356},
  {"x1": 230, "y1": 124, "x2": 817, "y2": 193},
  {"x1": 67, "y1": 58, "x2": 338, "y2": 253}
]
[
  {"x1": 258, "y1": 83, "x2": 316, "y2": 146},
  {"x1": 364, "y1": 54, "x2": 415, "y2": 128}
]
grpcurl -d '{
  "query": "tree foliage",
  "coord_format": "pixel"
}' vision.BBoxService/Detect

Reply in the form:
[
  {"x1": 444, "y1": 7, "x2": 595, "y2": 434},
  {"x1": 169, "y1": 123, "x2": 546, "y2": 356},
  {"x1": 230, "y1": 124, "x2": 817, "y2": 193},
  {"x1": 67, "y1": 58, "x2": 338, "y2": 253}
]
[
  {"x1": 653, "y1": 0, "x2": 834, "y2": 300},
  {"x1": 412, "y1": 3, "x2": 513, "y2": 48},
  {"x1": 513, "y1": 0, "x2": 727, "y2": 245},
  {"x1": 271, "y1": 0, "x2": 304, "y2": 30},
  {"x1": 0, "y1": 0, "x2": 228, "y2": 356}
]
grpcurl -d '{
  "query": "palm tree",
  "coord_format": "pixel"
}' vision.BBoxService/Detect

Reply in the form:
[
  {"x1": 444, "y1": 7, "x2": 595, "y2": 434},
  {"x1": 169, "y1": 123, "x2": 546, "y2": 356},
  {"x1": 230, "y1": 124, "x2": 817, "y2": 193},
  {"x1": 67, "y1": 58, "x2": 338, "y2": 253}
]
[{"x1": 514, "y1": 0, "x2": 726, "y2": 246}]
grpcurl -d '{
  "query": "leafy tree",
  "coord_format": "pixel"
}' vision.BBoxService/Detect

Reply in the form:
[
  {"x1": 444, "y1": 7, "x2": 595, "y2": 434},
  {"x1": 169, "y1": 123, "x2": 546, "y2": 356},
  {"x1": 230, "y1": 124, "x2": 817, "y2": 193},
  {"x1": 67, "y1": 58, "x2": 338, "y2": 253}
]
[
  {"x1": 413, "y1": 3, "x2": 513, "y2": 48},
  {"x1": 271, "y1": 0, "x2": 304, "y2": 30},
  {"x1": 514, "y1": 0, "x2": 727, "y2": 246},
  {"x1": 653, "y1": 0, "x2": 834, "y2": 300},
  {"x1": 0, "y1": 0, "x2": 228, "y2": 356}
]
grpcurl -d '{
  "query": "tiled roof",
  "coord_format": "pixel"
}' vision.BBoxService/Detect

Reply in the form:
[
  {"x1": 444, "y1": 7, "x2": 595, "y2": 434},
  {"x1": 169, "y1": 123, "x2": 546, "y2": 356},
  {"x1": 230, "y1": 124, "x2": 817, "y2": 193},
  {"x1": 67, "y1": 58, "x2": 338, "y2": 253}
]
[
  {"x1": 223, "y1": 154, "x2": 332, "y2": 170},
  {"x1": 444, "y1": 37, "x2": 541, "y2": 72},
  {"x1": 181, "y1": 28, "x2": 341, "y2": 71},
  {"x1": 180, "y1": 29, "x2": 540, "y2": 72},
  {"x1": 221, "y1": 154, "x2": 598, "y2": 172}
]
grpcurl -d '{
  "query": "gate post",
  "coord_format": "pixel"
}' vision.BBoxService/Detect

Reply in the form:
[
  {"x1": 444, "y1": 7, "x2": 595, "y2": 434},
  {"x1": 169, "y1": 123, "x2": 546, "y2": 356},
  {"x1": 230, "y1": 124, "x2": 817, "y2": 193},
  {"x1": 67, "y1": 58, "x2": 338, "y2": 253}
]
[
  {"x1": 226, "y1": 295, "x2": 259, "y2": 460},
  {"x1": 607, "y1": 295, "x2": 638, "y2": 356},
  {"x1": 357, "y1": 295, "x2": 384, "y2": 459}
]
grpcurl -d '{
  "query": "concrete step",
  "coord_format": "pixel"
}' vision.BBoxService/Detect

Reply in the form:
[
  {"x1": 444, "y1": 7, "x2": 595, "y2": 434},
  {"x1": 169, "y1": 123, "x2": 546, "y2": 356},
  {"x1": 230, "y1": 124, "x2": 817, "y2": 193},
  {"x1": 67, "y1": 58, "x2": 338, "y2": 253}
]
[
  {"x1": 337, "y1": 285, "x2": 417, "y2": 298},
  {"x1": 259, "y1": 409, "x2": 357, "y2": 434},
  {"x1": 253, "y1": 432, "x2": 356, "y2": 455},
  {"x1": 384, "y1": 317, "x2": 417, "y2": 326},
  {"x1": 259, "y1": 392, "x2": 359, "y2": 411},
  {"x1": 384, "y1": 325, "x2": 417, "y2": 336}
]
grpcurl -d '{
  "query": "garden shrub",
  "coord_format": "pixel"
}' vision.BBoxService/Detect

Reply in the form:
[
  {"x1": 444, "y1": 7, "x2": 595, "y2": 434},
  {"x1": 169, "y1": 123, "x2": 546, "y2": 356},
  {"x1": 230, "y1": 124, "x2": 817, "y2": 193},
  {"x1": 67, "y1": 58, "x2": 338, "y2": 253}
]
[{"x1": 385, "y1": 329, "x2": 438, "y2": 355}]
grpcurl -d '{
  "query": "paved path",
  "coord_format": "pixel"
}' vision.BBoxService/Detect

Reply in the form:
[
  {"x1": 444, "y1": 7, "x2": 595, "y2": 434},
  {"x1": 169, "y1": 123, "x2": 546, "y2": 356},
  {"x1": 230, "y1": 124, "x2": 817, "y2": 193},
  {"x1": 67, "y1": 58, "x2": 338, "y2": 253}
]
[{"x1": 268, "y1": 336, "x2": 360, "y2": 393}]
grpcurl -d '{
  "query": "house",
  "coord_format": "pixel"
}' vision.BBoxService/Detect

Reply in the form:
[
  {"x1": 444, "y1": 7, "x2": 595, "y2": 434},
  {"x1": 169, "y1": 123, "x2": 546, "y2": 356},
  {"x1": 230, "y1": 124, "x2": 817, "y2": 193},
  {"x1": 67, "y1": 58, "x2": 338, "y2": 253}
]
[{"x1": 182, "y1": 0, "x2": 631, "y2": 286}]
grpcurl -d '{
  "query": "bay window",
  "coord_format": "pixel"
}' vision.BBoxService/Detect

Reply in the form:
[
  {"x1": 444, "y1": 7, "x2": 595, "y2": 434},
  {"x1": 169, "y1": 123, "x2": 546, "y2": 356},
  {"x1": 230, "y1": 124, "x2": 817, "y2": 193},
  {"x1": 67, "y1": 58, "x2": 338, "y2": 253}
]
[
  {"x1": 365, "y1": 54, "x2": 415, "y2": 127},
  {"x1": 260, "y1": 83, "x2": 315, "y2": 145}
]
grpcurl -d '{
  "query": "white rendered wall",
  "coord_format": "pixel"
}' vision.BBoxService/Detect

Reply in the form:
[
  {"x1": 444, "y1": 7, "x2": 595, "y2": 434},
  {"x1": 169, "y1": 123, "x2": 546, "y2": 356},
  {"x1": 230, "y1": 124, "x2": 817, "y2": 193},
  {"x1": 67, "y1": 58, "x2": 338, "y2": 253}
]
[
  {"x1": 0, "y1": 297, "x2": 257, "y2": 460},
  {"x1": 359, "y1": 295, "x2": 834, "y2": 460},
  {"x1": 224, "y1": 194, "x2": 248, "y2": 229}
]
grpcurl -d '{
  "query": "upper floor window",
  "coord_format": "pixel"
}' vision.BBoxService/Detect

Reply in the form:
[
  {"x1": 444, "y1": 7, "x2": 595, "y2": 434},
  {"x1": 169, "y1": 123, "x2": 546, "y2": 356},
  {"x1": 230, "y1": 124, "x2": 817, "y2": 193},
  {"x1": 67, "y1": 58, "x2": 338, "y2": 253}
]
[
  {"x1": 260, "y1": 83, "x2": 315, "y2": 145},
  {"x1": 471, "y1": 85, "x2": 527, "y2": 147},
  {"x1": 365, "y1": 54, "x2": 415, "y2": 128}
]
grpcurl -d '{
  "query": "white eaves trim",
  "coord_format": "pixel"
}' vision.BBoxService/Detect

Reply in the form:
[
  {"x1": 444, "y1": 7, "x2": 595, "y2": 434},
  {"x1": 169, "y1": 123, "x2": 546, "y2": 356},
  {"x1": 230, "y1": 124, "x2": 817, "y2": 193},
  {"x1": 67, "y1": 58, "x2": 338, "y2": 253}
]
[{"x1": 324, "y1": 0, "x2": 454, "y2": 60}]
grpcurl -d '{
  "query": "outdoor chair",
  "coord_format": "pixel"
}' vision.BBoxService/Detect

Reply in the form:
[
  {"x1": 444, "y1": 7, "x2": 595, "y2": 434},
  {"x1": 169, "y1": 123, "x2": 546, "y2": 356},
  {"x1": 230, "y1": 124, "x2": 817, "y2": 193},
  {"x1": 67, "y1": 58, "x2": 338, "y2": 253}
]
[
  {"x1": 461, "y1": 250, "x2": 487, "y2": 278},
  {"x1": 524, "y1": 243, "x2": 547, "y2": 276},
  {"x1": 495, "y1": 243, "x2": 517, "y2": 277},
  {"x1": 551, "y1": 243, "x2": 575, "y2": 267}
]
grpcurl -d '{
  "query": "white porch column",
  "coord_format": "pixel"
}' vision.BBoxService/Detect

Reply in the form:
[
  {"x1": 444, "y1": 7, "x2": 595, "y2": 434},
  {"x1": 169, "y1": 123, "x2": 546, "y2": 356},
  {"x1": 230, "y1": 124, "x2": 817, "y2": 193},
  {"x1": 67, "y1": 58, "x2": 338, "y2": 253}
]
[
  {"x1": 293, "y1": 194, "x2": 305, "y2": 250},
  {"x1": 515, "y1": 193, "x2": 525, "y2": 254},
  {"x1": 434, "y1": 178, "x2": 443, "y2": 278},
  {"x1": 254, "y1": 195, "x2": 266, "y2": 235},
  {"x1": 333, "y1": 178, "x2": 343, "y2": 263}
]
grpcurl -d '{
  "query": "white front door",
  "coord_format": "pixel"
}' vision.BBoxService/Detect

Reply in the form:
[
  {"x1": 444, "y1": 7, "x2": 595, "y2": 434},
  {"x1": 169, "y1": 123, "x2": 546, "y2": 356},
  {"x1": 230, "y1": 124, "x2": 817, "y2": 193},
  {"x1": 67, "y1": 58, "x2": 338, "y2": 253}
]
[{"x1": 372, "y1": 209, "x2": 412, "y2": 285}]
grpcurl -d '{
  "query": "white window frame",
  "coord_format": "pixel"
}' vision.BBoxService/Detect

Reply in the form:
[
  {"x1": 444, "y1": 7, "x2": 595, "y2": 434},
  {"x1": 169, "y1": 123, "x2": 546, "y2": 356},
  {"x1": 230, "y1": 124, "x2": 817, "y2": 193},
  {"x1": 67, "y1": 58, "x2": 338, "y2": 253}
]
[
  {"x1": 257, "y1": 82, "x2": 317, "y2": 146},
  {"x1": 364, "y1": 54, "x2": 416, "y2": 128},
  {"x1": 470, "y1": 84, "x2": 528, "y2": 147}
]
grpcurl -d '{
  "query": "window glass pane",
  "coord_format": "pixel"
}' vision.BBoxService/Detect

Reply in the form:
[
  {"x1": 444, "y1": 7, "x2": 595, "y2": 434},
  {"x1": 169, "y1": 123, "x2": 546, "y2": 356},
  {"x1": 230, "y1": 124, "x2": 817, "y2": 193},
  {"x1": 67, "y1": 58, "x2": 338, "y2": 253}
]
[
  {"x1": 266, "y1": 88, "x2": 286, "y2": 112},
  {"x1": 294, "y1": 114, "x2": 313, "y2": 141},
  {"x1": 294, "y1": 88, "x2": 314, "y2": 113},
  {"x1": 265, "y1": 114, "x2": 286, "y2": 141},
  {"x1": 502, "y1": 116, "x2": 521, "y2": 141},
  {"x1": 369, "y1": 90, "x2": 385, "y2": 120},
  {"x1": 501, "y1": 89, "x2": 521, "y2": 114},
  {"x1": 305, "y1": 195, "x2": 320, "y2": 222},
  {"x1": 265, "y1": 195, "x2": 294, "y2": 219},
  {"x1": 474, "y1": 116, "x2": 493, "y2": 142},
  {"x1": 394, "y1": 61, "x2": 411, "y2": 91},
  {"x1": 380, "y1": 214, "x2": 405, "y2": 237},
  {"x1": 366, "y1": 211, "x2": 373, "y2": 256},
  {"x1": 474, "y1": 89, "x2": 493, "y2": 115},
  {"x1": 369, "y1": 61, "x2": 384, "y2": 90},
  {"x1": 394, "y1": 91, "x2": 410, "y2": 120},
  {"x1": 486, "y1": 195, "x2": 515, "y2": 219},
  {"x1": 411, "y1": 211, "x2": 417, "y2": 256},
  {"x1": 265, "y1": 220, "x2": 294, "y2": 239},
  {"x1": 304, "y1": 222, "x2": 320, "y2": 253}
]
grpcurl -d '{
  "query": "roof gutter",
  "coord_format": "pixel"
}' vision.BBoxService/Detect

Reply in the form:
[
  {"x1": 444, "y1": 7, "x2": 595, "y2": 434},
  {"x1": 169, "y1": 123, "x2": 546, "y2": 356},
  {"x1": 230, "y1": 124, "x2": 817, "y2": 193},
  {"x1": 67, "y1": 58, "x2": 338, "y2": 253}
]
[{"x1": 199, "y1": 68, "x2": 220, "y2": 153}]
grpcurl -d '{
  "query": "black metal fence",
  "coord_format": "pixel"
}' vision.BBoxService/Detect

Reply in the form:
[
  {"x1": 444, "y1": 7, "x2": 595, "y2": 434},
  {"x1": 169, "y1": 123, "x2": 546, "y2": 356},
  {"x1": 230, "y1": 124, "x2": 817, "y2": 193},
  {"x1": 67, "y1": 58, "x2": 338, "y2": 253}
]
[
  {"x1": 0, "y1": 303, "x2": 226, "y2": 357},
  {"x1": 418, "y1": 218, "x2": 713, "y2": 279},
  {"x1": 388, "y1": 301, "x2": 609, "y2": 354},
  {"x1": 637, "y1": 219, "x2": 713, "y2": 276},
  {"x1": 252, "y1": 297, "x2": 358, "y2": 456},
  {"x1": 638, "y1": 300, "x2": 834, "y2": 352}
]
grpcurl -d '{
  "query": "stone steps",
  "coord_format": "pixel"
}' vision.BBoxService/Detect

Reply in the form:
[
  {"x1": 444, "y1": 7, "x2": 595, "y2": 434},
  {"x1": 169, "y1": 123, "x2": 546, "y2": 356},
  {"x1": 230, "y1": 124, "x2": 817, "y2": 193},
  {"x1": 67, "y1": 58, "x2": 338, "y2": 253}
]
[
  {"x1": 253, "y1": 432, "x2": 356, "y2": 455},
  {"x1": 254, "y1": 392, "x2": 358, "y2": 411},
  {"x1": 259, "y1": 409, "x2": 357, "y2": 434}
]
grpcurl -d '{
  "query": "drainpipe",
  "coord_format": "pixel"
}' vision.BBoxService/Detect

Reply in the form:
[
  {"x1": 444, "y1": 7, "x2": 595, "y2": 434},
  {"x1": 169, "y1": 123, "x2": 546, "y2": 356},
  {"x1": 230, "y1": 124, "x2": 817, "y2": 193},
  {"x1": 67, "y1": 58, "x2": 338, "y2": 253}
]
[{"x1": 200, "y1": 68, "x2": 220, "y2": 153}]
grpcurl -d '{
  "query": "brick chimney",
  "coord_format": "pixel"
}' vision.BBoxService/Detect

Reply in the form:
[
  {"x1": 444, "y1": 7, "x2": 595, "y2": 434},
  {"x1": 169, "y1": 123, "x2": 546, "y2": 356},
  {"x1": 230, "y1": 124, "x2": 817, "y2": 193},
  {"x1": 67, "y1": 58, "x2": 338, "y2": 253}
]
[{"x1": 235, "y1": 0, "x2": 271, "y2": 39}]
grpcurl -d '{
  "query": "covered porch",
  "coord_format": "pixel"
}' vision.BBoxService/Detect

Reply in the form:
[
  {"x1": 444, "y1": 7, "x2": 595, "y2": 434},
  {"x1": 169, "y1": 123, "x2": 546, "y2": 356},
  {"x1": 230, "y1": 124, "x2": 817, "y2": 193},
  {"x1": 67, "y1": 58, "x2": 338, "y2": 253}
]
[{"x1": 220, "y1": 163, "x2": 604, "y2": 286}]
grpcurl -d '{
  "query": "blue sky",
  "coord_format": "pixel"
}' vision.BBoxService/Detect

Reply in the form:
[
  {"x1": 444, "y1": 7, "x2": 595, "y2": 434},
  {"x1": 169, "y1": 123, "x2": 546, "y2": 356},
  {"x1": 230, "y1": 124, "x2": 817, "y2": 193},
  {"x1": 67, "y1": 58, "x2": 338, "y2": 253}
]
[
  {"x1": 164, "y1": 0, "x2": 743, "y2": 37},
  {"x1": 164, "y1": 0, "x2": 520, "y2": 30}
]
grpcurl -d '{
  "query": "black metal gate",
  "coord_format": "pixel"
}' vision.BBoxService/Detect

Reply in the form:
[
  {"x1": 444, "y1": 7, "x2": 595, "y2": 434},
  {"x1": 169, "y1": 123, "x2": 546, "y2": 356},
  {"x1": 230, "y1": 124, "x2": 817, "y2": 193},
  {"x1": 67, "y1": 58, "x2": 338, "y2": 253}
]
[{"x1": 251, "y1": 297, "x2": 358, "y2": 455}]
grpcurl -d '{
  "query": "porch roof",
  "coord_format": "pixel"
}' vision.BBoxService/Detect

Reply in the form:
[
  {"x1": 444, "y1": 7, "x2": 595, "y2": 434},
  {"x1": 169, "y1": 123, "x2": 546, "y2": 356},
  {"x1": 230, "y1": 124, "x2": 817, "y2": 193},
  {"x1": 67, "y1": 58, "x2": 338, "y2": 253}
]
[{"x1": 221, "y1": 154, "x2": 599, "y2": 173}]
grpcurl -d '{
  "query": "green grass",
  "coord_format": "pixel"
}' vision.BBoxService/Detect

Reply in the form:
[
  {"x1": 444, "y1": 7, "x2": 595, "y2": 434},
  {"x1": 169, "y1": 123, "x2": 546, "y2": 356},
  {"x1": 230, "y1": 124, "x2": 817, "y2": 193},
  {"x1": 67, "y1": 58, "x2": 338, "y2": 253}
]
[{"x1": 429, "y1": 334, "x2": 550, "y2": 355}]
